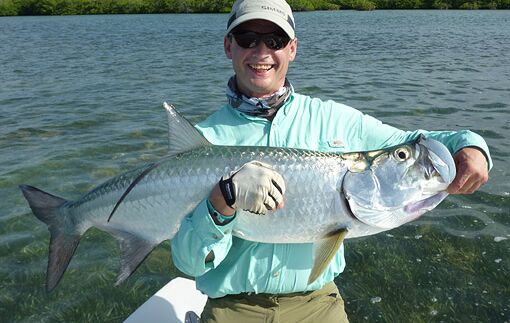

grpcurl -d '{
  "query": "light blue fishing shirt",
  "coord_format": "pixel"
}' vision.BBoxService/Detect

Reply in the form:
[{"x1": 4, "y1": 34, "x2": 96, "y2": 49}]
[{"x1": 171, "y1": 92, "x2": 492, "y2": 298}]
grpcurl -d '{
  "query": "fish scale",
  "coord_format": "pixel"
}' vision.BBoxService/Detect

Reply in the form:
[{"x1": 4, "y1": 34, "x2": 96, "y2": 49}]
[{"x1": 92, "y1": 145, "x2": 341, "y2": 242}]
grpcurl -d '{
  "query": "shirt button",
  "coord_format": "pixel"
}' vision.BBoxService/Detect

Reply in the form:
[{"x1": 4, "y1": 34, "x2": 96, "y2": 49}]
[
  {"x1": 212, "y1": 234, "x2": 219, "y2": 240},
  {"x1": 272, "y1": 271, "x2": 280, "y2": 277}
]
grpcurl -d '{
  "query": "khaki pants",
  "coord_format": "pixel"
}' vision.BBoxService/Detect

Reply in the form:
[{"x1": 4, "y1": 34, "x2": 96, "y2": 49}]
[{"x1": 200, "y1": 281, "x2": 349, "y2": 323}]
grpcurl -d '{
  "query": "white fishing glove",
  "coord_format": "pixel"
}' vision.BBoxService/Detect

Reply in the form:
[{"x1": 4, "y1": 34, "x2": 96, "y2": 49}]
[{"x1": 219, "y1": 161, "x2": 286, "y2": 214}]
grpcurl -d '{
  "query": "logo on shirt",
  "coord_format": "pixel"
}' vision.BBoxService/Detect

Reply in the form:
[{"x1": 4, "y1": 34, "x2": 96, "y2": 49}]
[{"x1": 329, "y1": 139, "x2": 345, "y2": 148}]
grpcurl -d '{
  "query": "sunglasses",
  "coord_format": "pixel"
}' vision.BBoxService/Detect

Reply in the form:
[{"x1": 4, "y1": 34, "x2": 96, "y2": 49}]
[{"x1": 230, "y1": 31, "x2": 291, "y2": 50}]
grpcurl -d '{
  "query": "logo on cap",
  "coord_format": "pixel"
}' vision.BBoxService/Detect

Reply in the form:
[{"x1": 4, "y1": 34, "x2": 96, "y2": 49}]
[{"x1": 261, "y1": 5, "x2": 285, "y2": 16}]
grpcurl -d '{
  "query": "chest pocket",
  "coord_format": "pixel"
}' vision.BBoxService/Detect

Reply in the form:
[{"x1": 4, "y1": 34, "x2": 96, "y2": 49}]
[{"x1": 317, "y1": 139, "x2": 347, "y2": 153}]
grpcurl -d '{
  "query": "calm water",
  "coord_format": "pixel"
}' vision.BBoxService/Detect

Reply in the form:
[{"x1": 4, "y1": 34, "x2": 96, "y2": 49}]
[{"x1": 1, "y1": 11, "x2": 509, "y2": 322}]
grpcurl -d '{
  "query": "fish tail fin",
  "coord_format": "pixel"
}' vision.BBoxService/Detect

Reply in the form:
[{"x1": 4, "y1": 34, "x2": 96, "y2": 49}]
[{"x1": 19, "y1": 185, "x2": 81, "y2": 291}]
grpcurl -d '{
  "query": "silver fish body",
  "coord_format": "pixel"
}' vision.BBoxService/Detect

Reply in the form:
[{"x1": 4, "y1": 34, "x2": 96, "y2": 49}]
[{"x1": 20, "y1": 103, "x2": 456, "y2": 291}]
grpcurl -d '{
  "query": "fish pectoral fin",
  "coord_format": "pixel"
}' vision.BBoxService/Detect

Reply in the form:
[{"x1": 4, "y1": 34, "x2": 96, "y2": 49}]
[
  {"x1": 111, "y1": 230, "x2": 157, "y2": 286},
  {"x1": 308, "y1": 228, "x2": 348, "y2": 285}
]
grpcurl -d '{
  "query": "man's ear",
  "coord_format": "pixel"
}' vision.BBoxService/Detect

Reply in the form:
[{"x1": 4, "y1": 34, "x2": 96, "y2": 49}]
[
  {"x1": 289, "y1": 38, "x2": 298, "y2": 62},
  {"x1": 224, "y1": 36, "x2": 233, "y2": 59}
]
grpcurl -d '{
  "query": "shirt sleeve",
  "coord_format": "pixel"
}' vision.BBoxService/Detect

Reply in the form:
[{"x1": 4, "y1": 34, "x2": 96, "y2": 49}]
[
  {"x1": 171, "y1": 199, "x2": 236, "y2": 277},
  {"x1": 352, "y1": 112, "x2": 493, "y2": 170}
]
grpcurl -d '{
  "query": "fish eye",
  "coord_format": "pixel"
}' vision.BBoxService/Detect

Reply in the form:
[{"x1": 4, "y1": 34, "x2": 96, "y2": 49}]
[{"x1": 394, "y1": 147, "x2": 411, "y2": 161}]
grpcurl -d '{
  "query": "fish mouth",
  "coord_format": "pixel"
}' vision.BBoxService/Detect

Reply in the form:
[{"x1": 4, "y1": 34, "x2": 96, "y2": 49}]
[
  {"x1": 418, "y1": 136, "x2": 456, "y2": 184},
  {"x1": 403, "y1": 191, "x2": 449, "y2": 215}
]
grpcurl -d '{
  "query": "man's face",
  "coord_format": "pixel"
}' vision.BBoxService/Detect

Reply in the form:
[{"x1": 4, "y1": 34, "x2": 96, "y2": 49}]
[{"x1": 224, "y1": 19, "x2": 297, "y2": 98}]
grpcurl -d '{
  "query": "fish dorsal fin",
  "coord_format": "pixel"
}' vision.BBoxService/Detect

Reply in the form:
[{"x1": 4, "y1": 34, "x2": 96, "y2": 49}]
[
  {"x1": 163, "y1": 102, "x2": 211, "y2": 155},
  {"x1": 107, "y1": 103, "x2": 211, "y2": 223},
  {"x1": 308, "y1": 228, "x2": 348, "y2": 284}
]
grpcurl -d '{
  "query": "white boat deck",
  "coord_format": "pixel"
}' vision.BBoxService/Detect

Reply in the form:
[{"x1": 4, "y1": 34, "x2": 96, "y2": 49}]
[{"x1": 124, "y1": 277, "x2": 207, "y2": 323}]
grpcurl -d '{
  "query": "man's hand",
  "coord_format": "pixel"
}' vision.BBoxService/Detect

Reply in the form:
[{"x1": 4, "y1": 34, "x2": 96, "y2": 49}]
[
  {"x1": 215, "y1": 161, "x2": 286, "y2": 214},
  {"x1": 447, "y1": 147, "x2": 489, "y2": 194}
]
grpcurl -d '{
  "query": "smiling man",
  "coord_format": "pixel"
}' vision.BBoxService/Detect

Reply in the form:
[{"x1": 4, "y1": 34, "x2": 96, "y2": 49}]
[
  {"x1": 171, "y1": 1, "x2": 491, "y2": 322},
  {"x1": 225, "y1": 19, "x2": 296, "y2": 99}
]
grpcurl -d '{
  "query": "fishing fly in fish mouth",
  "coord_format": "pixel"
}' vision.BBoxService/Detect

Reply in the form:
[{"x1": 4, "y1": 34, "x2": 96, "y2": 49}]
[{"x1": 19, "y1": 103, "x2": 457, "y2": 291}]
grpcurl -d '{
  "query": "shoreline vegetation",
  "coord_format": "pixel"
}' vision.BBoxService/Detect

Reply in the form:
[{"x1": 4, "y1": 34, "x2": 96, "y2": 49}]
[{"x1": 0, "y1": 0, "x2": 508, "y2": 16}]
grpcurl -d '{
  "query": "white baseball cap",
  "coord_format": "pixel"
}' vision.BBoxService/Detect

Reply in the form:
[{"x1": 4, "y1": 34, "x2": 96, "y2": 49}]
[{"x1": 226, "y1": 0, "x2": 295, "y2": 39}]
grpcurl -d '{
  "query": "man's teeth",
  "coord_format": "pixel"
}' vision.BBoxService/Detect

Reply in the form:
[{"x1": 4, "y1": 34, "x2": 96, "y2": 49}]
[{"x1": 249, "y1": 64, "x2": 273, "y2": 71}]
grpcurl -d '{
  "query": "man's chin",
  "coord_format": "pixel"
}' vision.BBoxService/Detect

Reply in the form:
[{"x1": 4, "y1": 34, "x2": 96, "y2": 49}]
[{"x1": 246, "y1": 82, "x2": 280, "y2": 97}]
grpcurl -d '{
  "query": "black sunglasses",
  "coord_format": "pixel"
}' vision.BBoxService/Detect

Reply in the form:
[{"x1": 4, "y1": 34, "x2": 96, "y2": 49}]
[{"x1": 230, "y1": 31, "x2": 291, "y2": 51}]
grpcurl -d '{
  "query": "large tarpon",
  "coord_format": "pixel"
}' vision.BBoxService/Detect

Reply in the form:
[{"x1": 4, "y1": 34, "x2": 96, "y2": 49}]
[{"x1": 20, "y1": 103, "x2": 456, "y2": 291}]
